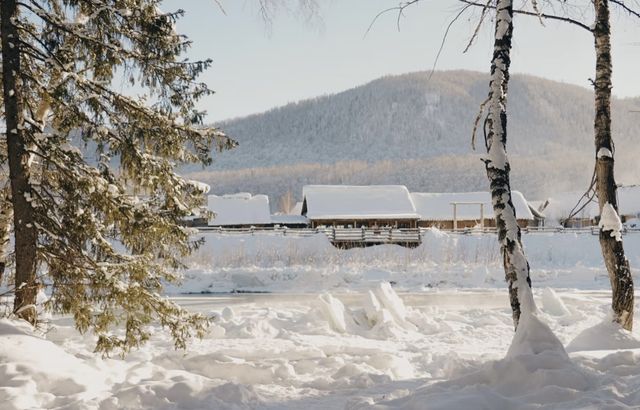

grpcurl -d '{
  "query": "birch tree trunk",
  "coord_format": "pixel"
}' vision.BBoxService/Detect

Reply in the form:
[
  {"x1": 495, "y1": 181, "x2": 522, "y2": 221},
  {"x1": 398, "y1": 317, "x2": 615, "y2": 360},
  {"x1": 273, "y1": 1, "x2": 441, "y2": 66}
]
[
  {"x1": 593, "y1": 0, "x2": 634, "y2": 331},
  {"x1": 1, "y1": 0, "x2": 39, "y2": 324},
  {"x1": 484, "y1": 0, "x2": 535, "y2": 328}
]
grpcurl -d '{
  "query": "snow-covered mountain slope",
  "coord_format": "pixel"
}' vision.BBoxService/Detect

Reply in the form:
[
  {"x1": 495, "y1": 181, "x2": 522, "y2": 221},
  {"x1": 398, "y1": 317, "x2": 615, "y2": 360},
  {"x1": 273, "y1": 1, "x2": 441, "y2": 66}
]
[{"x1": 186, "y1": 71, "x2": 640, "y2": 209}]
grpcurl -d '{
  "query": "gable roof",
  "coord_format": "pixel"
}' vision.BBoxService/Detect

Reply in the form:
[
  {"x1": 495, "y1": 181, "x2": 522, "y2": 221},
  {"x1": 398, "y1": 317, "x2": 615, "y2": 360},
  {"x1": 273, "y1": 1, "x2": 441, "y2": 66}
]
[
  {"x1": 207, "y1": 193, "x2": 271, "y2": 226},
  {"x1": 302, "y1": 185, "x2": 419, "y2": 220},
  {"x1": 410, "y1": 191, "x2": 534, "y2": 221}
]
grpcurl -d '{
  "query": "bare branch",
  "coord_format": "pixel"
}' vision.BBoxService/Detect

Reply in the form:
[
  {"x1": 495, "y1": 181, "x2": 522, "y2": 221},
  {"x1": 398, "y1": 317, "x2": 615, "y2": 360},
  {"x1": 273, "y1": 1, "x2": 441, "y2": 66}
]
[
  {"x1": 611, "y1": 0, "x2": 640, "y2": 19},
  {"x1": 364, "y1": 0, "x2": 422, "y2": 37},
  {"x1": 463, "y1": 0, "x2": 493, "y2": 53},
  {"x1": 428, "y1": 4, "x2": 474, "y2": 81},
  {"x1": 459, "y1": 0, "x2": 593, "y2": 32}
]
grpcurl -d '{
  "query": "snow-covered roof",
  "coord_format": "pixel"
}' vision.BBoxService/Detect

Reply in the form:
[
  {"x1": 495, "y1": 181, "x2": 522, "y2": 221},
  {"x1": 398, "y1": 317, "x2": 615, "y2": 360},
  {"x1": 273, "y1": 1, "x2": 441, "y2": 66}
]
[
  {"x1": 538, "y1": 192, "x2": 598, "y2": 222},
  {"x1": 270, "y1": 214, "x2": 309, "y2": 225},
  {"x1": 207, "y1": 193, "x2": 271, "y2": 226},
  {"x1": 410, "y1": 191, "x2": 534, "y2": 221},
  {"x1": 540, "y1": 185, "x2": 640, "y2": 222},
  {"x1": 302, "y1": 185, "x2": 420, "y2": 220}
]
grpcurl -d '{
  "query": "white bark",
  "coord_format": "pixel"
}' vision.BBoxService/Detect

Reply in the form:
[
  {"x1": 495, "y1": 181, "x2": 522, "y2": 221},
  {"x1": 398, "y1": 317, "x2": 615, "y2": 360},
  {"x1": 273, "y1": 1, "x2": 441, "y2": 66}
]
[{"x1": 483, "y1": 0, "x2": 536, "y2": 327}]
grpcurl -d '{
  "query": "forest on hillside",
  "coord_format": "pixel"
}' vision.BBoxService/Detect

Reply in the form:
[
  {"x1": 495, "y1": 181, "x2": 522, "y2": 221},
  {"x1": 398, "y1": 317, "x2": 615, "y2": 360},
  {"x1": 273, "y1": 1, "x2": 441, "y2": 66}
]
[{"x1": 186, "y1": 71, "x2": 640, "y2": 210}]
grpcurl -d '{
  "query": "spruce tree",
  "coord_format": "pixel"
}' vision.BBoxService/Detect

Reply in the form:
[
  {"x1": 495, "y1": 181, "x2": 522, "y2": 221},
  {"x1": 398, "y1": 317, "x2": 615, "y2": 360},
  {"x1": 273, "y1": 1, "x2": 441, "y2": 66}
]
[{"x1": 0, "y1": 0, "x2": 235, "y2": 354}]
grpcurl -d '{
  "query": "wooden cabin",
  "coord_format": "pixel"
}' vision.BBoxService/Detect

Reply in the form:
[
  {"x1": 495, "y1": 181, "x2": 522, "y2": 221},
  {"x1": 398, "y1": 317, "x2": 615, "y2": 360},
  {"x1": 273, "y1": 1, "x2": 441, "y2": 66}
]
[
  {"x1": 301, "y1": 185, "x2": 421, "y2": 247},
  {"x1": 410, "y1": 191, "x2": 535, "y2": 230},
  {"x1": 301, "y1": 185, "x2": 420, "y2": 229}
]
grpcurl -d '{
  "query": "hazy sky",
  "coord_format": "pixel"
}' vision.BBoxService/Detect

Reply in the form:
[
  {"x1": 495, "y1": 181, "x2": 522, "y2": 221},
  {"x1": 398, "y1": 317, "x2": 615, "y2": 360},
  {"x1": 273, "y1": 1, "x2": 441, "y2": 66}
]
[{"x1": 162, "y1": 1, "x2": 640, "y2": 122}]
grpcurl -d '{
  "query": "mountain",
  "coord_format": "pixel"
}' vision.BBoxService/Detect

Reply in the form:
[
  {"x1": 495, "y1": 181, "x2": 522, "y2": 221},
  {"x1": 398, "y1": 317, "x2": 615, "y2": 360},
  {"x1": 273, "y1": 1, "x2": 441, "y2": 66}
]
[{"x1": 185, "y1": 70, "x2": 640, "y2": 211}]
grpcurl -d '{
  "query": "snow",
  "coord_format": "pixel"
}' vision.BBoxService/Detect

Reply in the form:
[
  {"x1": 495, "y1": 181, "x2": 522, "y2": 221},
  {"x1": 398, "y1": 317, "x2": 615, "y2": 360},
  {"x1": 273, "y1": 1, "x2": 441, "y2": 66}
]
[
  {"x1": 3, "y1": 230, "x2": 640, "y2": 409},
  {"x1": 540, "y1": 287, "x2": 570, "y2": 316},
  {"x1": 599, "y1": 202, "x2": 623, "y2": 241},
  {"x1": 302, "y1": 185, "x2": 420, "y2": 221},
  {"x1": 172, "y1": 229, "x2": 640, "y2": 294},
  {"x1": 269, "y1": 214, "x2": 309, "y2": 226},
  {"x1": 4, "y1": 285, "x2": 640, "y2": 409},
  {"x1": 597, "y1": 147, "x2": 613, "y2": 159},
  {"x1": 411, "y1": 191, "x2": 534, "y2": 221},
  {"x1": 187, "y1": 179, "x2": 211, "y2": 194},
  {"x1": 207, "y1": 193, "x2": 272, "y2": 226}
]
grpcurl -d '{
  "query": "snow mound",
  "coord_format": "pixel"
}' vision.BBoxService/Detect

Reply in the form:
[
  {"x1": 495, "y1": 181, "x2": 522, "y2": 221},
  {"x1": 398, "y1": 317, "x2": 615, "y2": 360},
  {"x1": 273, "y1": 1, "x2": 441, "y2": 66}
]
[
  {"x1": 540, "y1": 287, "x2": 570, "y2": 316},
  {"x1": 566, "y1": 314, "x2": 640, "y2": 353},
  {"x1": 0, "y1": 319, "x2": 107, "y2": 410},
  {"x1": 360, "y1": 348, "x2": 598, "y2": 409},
  {"x1": 317, "y1": 283, "x2": 421, "y2": 337},
  {"x1": 506, "y1": 312, "x2": 567, "y2": 359},
  {"x1": 362, "y1": 314, "x2": 600, "y2": 410},
  {"x1": 318, "y1": 293, "x2": 350, "y2": 333}
]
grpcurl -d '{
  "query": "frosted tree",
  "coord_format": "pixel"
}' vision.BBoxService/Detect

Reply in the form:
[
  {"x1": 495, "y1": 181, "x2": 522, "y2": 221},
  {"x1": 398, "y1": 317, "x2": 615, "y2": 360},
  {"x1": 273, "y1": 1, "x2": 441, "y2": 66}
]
[
  {"x1": 1, "y1": 0, "x2": 235, "y2": 354},
  {"x1": 477, "y1": 0, "x2": 535, "y2": 327},
  {"x1": 592, "y1": 0, "x2": 634, "y2": 330},
  {"x1": 462, "y1": 0, "x2": 638, "y2": 330}
]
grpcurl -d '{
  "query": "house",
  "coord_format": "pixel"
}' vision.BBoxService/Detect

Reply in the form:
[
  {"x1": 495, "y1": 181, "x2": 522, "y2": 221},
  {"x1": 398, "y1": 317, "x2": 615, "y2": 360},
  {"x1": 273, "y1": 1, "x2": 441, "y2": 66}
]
[
  {"x1": 301, "y1": 185, "x2": 420, "y2": 229},
  {"x1": 207, "y1": 193, "x2": 272, "y2": 227},
  {"x1": 539, "y1": 185, "x2": 640, "y2": 228},
  {"x1": 410, "y1": 191, "x2": 535, "y2": 229},
  {"x1": 536, "y1": 192, "x2": 597, "y2": 228}
]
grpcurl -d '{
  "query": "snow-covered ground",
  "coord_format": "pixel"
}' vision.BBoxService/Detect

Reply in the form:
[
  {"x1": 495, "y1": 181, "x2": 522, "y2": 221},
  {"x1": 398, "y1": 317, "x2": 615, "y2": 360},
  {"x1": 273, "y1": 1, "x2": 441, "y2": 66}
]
[
  {"x1": 177, "y1": 229, "x2": 640, "y2": 293},
  {"x1": 2, "y1": 230, "x2": 640, "y2": 409}
]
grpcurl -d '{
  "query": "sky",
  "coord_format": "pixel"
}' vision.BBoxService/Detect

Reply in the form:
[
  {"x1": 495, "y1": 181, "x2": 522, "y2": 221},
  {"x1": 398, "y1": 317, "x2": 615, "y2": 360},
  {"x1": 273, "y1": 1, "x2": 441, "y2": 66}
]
[{"x1": 162, "y1": 1, "x2": 640, "y2": 122}]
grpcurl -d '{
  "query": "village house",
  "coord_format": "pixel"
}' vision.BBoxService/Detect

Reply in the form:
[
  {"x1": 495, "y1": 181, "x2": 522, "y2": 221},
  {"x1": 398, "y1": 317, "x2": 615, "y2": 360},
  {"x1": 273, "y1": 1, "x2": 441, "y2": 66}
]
[
  {"x1": 410, "y1": 191, "x2": 535, "y2": 229},
  {"x1": 207, "y1": 193, "x2": 272, "y2": 228},
  {"x1": 539, "y1": 185, "x2": 640, "y2": 228},
  {"x1": 301, "y1": 185, "x2": 420, "y2": 229}
]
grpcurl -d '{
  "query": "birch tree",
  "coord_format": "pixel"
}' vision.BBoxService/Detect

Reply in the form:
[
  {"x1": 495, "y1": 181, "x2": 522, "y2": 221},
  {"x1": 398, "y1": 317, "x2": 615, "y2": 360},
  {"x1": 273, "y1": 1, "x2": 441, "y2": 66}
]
[
  {"x1": 592, "y1": 0, "x2": 634, "y2": 330},
  {"x1": 480, "y1": 0, "x2": 535, "y2": 327},
  {"x1": 458, "y1": 0, "x2": 637, "y2": 330},
  {"x1": 372, "y1": 0, "x2": 538, "y2": 326},
  {"x1": 1, "y1": 0, "x2": 235, "y2": 354}
]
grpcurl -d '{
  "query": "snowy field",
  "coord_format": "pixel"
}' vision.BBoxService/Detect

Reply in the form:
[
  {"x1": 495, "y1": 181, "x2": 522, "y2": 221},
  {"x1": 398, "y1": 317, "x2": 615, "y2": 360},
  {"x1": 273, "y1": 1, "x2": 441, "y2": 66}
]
[
  {"x1": 177, "y1": 229, "x2": 640, "y2": 293},
  {"x1": 2, "y1": 230, "x2": 640, "y2": 409}
]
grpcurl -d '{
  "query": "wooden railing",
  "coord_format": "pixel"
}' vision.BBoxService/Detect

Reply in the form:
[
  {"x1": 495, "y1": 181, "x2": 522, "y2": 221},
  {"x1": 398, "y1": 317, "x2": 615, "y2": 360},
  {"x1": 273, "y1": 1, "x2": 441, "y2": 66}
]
[
  {"x1": 196, "y1": 226, "x2": 421, "y2": 244},
  {"x1": 195, "y1": 225, "x2": 640, "y2": 237},
  {"x1": 327, "y1": 227, "x2": 422, "y2": 244}
]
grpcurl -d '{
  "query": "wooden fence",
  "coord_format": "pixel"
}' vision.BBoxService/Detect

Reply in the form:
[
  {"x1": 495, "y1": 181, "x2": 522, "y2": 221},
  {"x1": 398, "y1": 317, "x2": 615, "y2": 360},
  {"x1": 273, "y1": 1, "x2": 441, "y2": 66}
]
[{"x1": 196, "y1": 225, "x2": 640, "y2": 238}]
